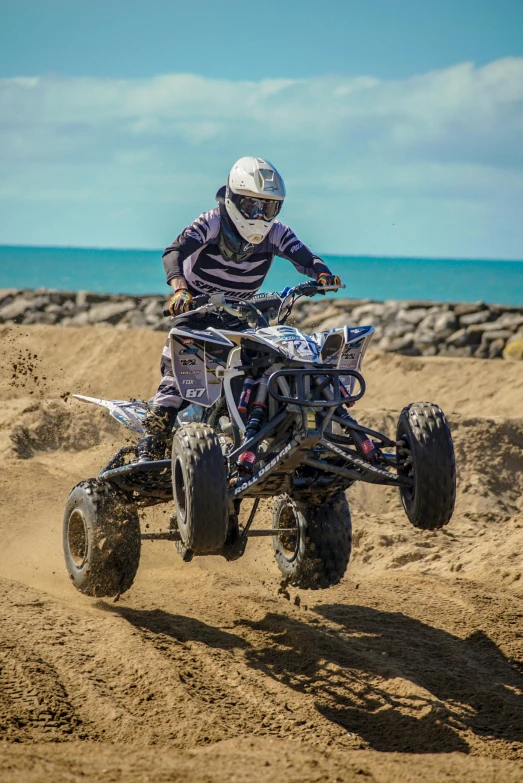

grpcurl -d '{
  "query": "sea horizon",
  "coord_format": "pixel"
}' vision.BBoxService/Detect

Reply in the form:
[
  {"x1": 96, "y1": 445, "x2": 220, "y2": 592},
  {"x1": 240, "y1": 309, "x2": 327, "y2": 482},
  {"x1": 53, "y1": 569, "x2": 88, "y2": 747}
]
[
  {"x1": 2, "y1": 241, "x2": 523, "y2": 264},
  {"x1": 1, "y1": 244, "x2": 522, "y2": 306}
]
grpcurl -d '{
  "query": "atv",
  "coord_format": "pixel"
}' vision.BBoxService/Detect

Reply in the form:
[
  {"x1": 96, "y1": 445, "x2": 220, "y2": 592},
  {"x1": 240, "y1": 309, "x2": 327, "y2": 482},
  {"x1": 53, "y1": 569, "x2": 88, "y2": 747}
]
[{"x1": 63, "y1": 281, "x2": 456, "y2": 597}]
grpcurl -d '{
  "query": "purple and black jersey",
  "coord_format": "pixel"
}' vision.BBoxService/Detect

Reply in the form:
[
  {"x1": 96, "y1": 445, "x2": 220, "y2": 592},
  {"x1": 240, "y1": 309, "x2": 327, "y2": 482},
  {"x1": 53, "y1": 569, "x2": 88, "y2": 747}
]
[{"x1": 162, "y1": 207, "x2": 331, "y2": 300}]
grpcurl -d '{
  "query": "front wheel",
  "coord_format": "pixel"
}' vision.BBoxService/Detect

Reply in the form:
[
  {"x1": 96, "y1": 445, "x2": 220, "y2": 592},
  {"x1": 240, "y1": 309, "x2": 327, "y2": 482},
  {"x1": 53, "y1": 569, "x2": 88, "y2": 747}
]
[
  {"x1": 63, "y1": 480, "x2": 141, "y2": 597},
  {"x1": 171, "y1": 423, "x2": 228, "y2": 556},
  {"x1": 397, "y1": 402, "x2": 456, "y2": 530},
  {"x1": 272, "y1": 493, "x2": 352, "y2": 589}
]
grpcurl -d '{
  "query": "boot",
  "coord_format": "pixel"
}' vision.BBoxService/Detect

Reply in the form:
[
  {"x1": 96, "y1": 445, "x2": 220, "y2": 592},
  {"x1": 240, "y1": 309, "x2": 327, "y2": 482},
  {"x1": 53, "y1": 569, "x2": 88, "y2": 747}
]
[{"x1": 136, "y1": 405, "x2": 178, "y2": 462}]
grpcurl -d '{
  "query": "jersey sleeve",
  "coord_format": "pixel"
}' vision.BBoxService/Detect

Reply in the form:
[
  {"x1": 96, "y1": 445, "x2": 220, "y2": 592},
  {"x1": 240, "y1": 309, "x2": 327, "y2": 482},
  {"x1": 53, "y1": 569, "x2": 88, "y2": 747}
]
[
  {"x1": 269, "y1": 222, "x2": 332, "y2": 279},
  {"x1": 163, "y1": 209, "x2": 220, "y2": 284}
]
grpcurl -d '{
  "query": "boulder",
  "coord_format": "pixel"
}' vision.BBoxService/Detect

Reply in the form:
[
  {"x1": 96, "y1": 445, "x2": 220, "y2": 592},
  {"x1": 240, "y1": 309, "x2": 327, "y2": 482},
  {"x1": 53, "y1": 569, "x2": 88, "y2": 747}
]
[
  {"x1": 143, "y1": 298, "x2": 165, "y2": 317},
  {"x1": 473, "y1": 343, "x2": 490, "y2": 359},
  {"x1": 65, "y1": 311, "x2": 91, "y2": 327},
  {"x1": 446, "y1": 328, "x2": 480, "y2": 347},
  {"x1": 379, "y1": 303, "x2": 402, "y2": 324},
  {"x1": 414, "y1": 330, "x2": 438, "y2": 347},
  {"x1": 23, "y1": 310, "x2": 60, "y2": 325},
  {"x1": 503, "y1": 338, "x2": 523, "y2": 361},
  {"x1": 396, "y1": 307, "x2": 429, "y2": 326},
  {"x1": 416, "y1": 308, "x2": 449, "y2": 332},
  {"x1": 433, "y1": 311, "x2": 459, "y2": 333},
  {"x1": 494, "y1": 313, "x2": 523, "y2": 330},
  {"x1": 384, "y1": 299, "x2": 437, "y2": 310},
  {"x1": 87, "y1": 300, "x2": 136, "y2": 324},
  {"x1": 378, "y1": 333, "x2": 417, "y2": 353},
  {"x1": 315, "y1": 313, "x2": 349, "y2": 332},
  {"x1": 0, "y1": 297, "x2": 38, "y2": 321},
  {"x1": 145, "y1": 313, "x2": 163, "y2": 327},
  {"x1": 351, "y1": 302, "x2": 386, "y2": 322},
  {"x1": 0, "y1": 289, "x2": 18, "y2": 307},
  {"x1": 301, "y1": 304, "x2": 340, "y2": 329},
  {"x1": 459, "y1": 310, "x2": 493, "y2": 326},
  {"x1": 153, "y1": 319, "x2": 172, "y2": 332},
  {"x1": 118, "y1": 310, "x2": 148, "y2": 329},
  {"x1": 467, "y1": 322, "x2": 508, "y2": 337},
  {"x1": 488, "y1": 338, "x2": 506, "y2": 359},
  {"x1": 61, "y1": 300, "x2": 83, "y2": 315},
  {"x1": 45, "y1": 303, "x2": 63, "y2": 314},
  {"x1": 76, "y1": 291, "x2": 110, "y2": 307},
  {"x1": 453, "y1": 302, "x2": 487, "y2": 317},
  {"x1": 382, "y1": 322, "x2": 413, "y2": 339},
  {"x1": 480, "y1": 329, "x2": 513, "y2": 343},
  {"x1": 48, "y1": 290, "x2": 77, "y2": 305}
]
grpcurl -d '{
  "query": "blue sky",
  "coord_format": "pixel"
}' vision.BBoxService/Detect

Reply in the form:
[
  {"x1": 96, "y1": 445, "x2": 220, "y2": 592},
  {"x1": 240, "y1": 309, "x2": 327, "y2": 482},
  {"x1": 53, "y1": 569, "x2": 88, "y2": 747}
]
[{"x1": 1, "y1": 0, "x2": 522, "y2": 258}]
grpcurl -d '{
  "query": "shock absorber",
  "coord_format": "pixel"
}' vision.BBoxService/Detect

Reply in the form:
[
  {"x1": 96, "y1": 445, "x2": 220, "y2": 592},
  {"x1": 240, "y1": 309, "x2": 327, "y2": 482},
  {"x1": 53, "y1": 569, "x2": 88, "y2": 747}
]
[
  {"x1": 315, "y1": 376, "x2": 378, "y2": 461},
  {"x1": 238, "y1": 377, "x2": 255, "y2": 413},
  {"x1": 237, "y1": 376, "x2": 269, "y2": 473},
  {"x1": 337, "y1": 411, "x2": 378, "y2": 460}
]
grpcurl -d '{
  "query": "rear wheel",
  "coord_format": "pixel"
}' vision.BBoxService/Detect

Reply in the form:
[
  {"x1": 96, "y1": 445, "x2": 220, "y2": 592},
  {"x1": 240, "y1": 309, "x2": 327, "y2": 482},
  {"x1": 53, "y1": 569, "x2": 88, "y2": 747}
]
[
  {"x1": 272, "y1": 493, "x2": 352, "y2": 589},
  {"x1": 172, "y1": 423, "x2": 228, "y2": 556},
  {"x1": 397, "y1": 402, "x2": 456, "y2": 530},
  {"x1": 63, "y1": 479, "x2": 140, "y2": 597}
]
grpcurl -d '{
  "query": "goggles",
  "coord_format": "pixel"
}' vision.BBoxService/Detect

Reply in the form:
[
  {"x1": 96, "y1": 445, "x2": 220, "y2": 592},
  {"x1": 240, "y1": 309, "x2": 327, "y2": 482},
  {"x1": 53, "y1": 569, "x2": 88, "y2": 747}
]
[{"x1": 230, "y1": 192, "x2": 283, "y2": 221}]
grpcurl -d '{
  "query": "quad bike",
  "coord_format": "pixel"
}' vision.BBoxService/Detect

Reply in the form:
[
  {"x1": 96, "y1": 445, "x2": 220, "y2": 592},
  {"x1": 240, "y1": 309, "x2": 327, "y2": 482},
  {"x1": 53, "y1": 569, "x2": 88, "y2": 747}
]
[{"x1": 63, "y1": 282, "x2": 456, "y2": 597}]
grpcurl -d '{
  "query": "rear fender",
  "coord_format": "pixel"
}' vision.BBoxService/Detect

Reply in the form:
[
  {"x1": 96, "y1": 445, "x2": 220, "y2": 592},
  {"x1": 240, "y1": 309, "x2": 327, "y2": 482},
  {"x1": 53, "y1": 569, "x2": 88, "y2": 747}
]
[{"x1": 72, "y1": 394, "x2": 147, "y2": 434}]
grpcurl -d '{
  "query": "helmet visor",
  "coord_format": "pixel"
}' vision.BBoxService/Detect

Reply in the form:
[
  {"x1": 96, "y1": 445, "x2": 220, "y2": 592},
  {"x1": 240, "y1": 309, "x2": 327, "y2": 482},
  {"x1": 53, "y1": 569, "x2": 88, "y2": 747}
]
[{"x1": 230, "y1": 192, "x2": 282, "y2": 221}]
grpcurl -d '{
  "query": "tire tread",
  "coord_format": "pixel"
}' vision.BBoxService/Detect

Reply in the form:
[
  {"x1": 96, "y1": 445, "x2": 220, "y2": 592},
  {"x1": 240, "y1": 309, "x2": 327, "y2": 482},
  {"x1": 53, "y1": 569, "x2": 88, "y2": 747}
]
[
  {"x1": 172, "y1": 423, "x2": 228, "y2": 554},
  {"x1": 63, "y1": 479, "x2": 140, "y2": 597},
  {"x1": 397, "y1": 402, "x2": 456, "y2": 530},
  {"x1": 273, "y1": 493, "x2": 352, "y2": 590}
]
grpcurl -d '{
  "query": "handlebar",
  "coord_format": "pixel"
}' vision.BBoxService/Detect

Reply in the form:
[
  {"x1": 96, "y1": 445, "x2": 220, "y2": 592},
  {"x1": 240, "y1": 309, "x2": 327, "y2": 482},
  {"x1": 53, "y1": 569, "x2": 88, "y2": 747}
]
[{"x1": 162, "y1": 281, "x2": 345, "y2": 325}]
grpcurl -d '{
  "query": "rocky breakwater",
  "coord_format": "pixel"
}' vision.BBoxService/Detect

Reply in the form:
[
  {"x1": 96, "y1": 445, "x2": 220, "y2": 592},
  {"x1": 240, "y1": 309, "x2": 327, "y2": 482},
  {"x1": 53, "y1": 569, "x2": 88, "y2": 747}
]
[
  {"x1": 1, "y1": 288, "x2": 522, "y2": 360},
  {"x1": 292, "y1": 298, "x2": 523, "y2": 360}
]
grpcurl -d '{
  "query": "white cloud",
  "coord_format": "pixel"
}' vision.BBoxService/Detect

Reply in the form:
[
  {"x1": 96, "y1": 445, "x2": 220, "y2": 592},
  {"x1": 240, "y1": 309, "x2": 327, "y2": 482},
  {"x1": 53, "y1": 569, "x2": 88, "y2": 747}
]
[{"x1": 0, "y1": 60, "x2": 522, "y2": 257}]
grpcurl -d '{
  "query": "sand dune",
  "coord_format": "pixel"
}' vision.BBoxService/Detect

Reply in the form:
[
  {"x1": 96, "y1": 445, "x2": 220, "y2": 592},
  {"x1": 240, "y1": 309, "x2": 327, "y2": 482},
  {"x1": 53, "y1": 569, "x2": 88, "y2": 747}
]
[{"x1": 1, "y1": 324, "x2": 522, "y2": 782}]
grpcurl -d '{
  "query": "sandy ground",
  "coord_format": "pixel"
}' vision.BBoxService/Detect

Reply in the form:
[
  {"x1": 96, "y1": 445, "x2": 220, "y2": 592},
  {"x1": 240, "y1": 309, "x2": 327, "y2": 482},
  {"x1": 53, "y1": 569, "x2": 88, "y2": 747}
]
[{"x1": 1, "y1": 323, "x2": 523, "y2": 782}]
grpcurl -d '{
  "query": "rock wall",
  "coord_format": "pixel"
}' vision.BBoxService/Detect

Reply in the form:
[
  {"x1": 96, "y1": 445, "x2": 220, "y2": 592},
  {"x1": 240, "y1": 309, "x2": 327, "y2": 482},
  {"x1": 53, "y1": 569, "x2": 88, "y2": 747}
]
[{"x1": 1, "y1": 288, "x2": 522, "y2": 359}]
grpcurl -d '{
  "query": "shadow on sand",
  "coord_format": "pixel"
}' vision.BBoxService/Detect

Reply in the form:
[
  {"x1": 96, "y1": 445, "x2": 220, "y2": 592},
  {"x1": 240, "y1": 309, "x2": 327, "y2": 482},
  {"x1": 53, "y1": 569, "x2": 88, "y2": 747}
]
[
  {"x1": 101, "y1": 598, "x2": 523, "y2": 754},
  {"x1": 99, "y1": 602, "x2": 250, "y2": 651},
  {"x1": 235, "y1": 603, "x2": 523, "y2": 753}
]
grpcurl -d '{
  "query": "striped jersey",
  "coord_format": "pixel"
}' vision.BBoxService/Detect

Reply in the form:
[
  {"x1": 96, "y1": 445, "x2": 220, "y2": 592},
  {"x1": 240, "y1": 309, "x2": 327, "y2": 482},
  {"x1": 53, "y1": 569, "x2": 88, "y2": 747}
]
[{"x1": 162, "y1": 207, "x2": 331, "y2": 300}]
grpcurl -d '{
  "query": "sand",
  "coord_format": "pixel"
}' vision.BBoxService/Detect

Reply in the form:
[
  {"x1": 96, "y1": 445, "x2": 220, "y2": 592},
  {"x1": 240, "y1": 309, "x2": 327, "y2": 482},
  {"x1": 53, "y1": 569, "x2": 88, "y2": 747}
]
[{"x1": 0, "y1": 323, "x2": 523, "y2": 782}]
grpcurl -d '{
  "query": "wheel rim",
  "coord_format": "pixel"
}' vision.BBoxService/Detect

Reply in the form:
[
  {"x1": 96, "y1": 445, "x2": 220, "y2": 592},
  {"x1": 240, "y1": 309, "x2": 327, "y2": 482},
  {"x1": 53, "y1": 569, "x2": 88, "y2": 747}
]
[
  {"x1": 68, "y1": 509, "x2": 88, "y2": 569},
  {"x1": 277, "y1": 502, "x2": 300, "y2": 563},
  {"x1": 398, "y1": 432, "x2": 415, "y2": 502},
  {"x1": 173, "y1": 456, "x2": 187, "y2": 531}
]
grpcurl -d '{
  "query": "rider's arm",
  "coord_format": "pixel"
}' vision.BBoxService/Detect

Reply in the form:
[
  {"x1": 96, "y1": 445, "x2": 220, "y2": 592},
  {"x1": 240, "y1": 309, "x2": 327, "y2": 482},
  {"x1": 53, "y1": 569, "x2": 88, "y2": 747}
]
[
  {"x1": 169, "y1": 276, "x2": 188, "y2": 292},
  {"x1": 162, "y1": 209, "x2": 219, "y2": 289},
  {"x1": 269, "y1": 223, "x2": 333, "y2": 280}
]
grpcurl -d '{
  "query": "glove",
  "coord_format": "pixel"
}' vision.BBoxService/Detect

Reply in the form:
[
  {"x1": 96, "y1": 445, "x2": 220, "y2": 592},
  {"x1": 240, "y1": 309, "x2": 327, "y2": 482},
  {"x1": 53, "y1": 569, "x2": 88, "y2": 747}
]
[
  {"x1": 169, "y1": 289, "x2": 193, "y2": 316},
  {"x1": 317, "y1": 272, "x2": 342, "y2": 291}
]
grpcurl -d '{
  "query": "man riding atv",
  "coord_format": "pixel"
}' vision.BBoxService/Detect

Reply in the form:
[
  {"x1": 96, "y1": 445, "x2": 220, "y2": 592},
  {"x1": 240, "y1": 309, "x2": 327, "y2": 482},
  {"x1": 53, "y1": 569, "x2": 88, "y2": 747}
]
[
  {"x1": 137, "y1": 156, "x2": 342, "y2": 461},
  {"x1": 64, "y1": 160, "x2": 455, "y2": 596}
]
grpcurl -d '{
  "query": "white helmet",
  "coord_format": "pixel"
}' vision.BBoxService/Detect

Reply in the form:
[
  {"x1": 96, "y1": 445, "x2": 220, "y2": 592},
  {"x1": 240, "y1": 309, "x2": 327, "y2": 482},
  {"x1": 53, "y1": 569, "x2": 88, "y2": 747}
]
[{"x1": 225, "y1": 157, "x2": 286, "y2": 244}]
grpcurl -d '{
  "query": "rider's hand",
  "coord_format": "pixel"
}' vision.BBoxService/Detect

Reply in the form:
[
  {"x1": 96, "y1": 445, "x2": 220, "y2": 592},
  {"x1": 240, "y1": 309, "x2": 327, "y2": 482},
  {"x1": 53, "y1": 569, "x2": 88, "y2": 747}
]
[
  {"x1": 169, "y1": 289, "x2": 193, "y2": 316},
  {"x1": 317, "y1": 272, "x2": 342, "y2": 291}
]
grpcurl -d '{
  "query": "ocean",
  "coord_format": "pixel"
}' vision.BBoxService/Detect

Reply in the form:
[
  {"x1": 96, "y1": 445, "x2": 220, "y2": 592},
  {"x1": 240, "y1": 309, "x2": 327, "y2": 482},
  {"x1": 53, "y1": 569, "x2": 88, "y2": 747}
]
[{"x1": 0, "y1": 245, "x2": 522, "y2": 306}]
